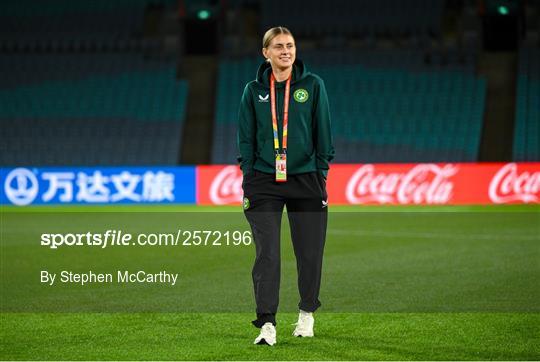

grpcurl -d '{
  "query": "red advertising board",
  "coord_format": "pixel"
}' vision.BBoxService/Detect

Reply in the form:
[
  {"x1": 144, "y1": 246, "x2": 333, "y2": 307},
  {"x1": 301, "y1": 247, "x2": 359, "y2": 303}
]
[{"x1": 196, "y1": 163, "x2": 540, "y2": 205}]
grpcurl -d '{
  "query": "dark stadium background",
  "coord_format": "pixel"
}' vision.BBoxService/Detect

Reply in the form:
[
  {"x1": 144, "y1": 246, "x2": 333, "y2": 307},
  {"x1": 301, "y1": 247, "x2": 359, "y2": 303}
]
[{"x1": 0, "y1": 0, "x2": 538, "y2": 167}]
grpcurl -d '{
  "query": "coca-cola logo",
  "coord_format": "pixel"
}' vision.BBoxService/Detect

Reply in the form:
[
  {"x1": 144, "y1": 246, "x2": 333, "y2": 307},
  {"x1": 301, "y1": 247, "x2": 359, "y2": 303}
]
[
  {"x1": 345, "y1": 164, "x2": 457, "y2": 204},
  {"x1": 209, "y1": 166, "x2": 243, "y2": 204},
  {"x1": 489, "y1": 163, "x2": 540, "y2": 203}
]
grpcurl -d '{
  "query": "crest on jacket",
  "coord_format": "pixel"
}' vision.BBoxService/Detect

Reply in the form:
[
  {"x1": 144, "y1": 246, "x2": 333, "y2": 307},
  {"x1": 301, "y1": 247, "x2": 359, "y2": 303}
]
[{"x1": 293, "y1": 89, "x2": 309, "y2": 103}]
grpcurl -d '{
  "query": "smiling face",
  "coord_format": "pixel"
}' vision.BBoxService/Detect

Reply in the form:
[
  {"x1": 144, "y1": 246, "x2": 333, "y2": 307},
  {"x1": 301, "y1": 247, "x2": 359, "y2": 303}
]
[{"x1": 262, "y1": 33, "x2": 296, "y2": 71}]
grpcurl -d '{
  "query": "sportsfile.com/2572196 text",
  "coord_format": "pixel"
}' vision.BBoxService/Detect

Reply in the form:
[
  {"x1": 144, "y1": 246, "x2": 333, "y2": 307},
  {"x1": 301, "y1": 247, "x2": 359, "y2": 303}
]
[{"x1": 40, "y1": 230, "x2": 253, "y2": 249}]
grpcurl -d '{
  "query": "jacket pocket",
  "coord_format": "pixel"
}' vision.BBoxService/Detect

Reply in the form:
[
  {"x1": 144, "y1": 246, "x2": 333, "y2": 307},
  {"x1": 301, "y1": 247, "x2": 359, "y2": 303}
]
[{"x1": 287, "y1": 136, "x2": 314, "y2": 170}]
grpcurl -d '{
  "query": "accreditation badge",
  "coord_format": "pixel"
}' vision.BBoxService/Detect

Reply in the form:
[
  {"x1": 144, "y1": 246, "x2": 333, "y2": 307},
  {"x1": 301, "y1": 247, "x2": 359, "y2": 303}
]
[{"x1": 275, "y1": 153, "x2": 287, "y2": 182}]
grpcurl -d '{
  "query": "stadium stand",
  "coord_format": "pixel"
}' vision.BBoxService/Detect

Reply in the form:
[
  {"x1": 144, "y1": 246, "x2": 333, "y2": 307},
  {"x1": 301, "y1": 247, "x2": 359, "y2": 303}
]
[
  {"x1": 259, "y1": 0, "x2": 445, "y2": 38},
  {"x1": 514, "y1": 47, "x2": 540, "y2": 161},
  {"x1": 0, "y1": 54, "x2": 188, "y2": 166},
  {"x1": 212, "y1": 49, "x2": 485, "y2": 164},
  {"x1": 2, "y1": 1, "x2": 533, "y2": 167},
  {"x1": 0, "y1": 0, "x2": 177, "y2": 35},
  {"x1": 0, "y1": 0, "x2": 175, "y2": 52},
  {"x1": 0, "y1": 0, "x2": 188, "y2": 167}
]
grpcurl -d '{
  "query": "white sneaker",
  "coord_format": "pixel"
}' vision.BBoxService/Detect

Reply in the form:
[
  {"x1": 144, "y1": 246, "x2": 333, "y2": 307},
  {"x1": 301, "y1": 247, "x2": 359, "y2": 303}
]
[
  {"x1": 253, "y1": 322, "x2": 276, "y2": 346},
  {"x1": 292, "y1": 310, "x2": 314, "y2": 337}
]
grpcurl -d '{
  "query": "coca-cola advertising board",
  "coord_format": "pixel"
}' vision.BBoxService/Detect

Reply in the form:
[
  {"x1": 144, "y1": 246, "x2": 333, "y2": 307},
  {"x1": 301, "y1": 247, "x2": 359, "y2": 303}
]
[{"x1": 197, "y1": 163, "x2": 540, "y2": 205}]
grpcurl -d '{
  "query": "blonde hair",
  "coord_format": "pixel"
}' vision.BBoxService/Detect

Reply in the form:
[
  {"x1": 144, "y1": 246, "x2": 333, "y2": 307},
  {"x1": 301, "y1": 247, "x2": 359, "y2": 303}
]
[{"x1": 262, "y1": 26, "x2": 294, "y2": 49}]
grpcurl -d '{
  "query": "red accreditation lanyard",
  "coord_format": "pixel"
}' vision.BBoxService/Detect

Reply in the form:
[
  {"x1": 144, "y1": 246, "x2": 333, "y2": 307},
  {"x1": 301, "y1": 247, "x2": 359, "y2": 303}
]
[{"x1": 270, "y1": 72, "x2": 291, "y2": 182}]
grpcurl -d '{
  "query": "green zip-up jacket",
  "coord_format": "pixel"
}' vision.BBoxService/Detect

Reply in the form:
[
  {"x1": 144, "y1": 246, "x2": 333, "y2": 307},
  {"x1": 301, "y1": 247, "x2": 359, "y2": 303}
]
[{"x1": 237, "y1": 59, "x2": 335, "y2": 177}]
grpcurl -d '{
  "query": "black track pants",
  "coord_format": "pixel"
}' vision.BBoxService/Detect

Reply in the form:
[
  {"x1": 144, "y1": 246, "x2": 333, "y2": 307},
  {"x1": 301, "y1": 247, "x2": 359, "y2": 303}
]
[{"x1": 242, "y1": 171, "x2": 328, "y2": 327}]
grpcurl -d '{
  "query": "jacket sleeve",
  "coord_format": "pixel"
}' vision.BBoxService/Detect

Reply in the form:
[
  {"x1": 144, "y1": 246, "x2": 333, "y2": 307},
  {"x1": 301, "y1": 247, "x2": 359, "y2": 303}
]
[
  {"x1": 237, "y1": 84, "x2": 256, "y2": 175},
  {"x1": 313, "y1": 78, "x2": 335, "y2": 178}
]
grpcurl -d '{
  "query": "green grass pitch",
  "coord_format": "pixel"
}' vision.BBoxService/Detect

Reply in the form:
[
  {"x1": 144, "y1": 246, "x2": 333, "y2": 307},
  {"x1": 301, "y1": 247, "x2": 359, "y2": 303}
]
[{"x1": 1, "y1": 204, "x2": 539, "y2": 360}]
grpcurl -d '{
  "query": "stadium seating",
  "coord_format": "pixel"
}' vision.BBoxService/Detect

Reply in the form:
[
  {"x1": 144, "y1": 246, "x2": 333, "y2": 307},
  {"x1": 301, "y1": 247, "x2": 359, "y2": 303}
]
[
  {"x1": 0, "y1": 0, "x2": 177, "y2": 34},
  {"x1": 0, "y1": 54, "x2": 188, "y2": 166},
  {"x1": 0, "y1": 0, "x2": 177, "y2": 52},
  {"x1": 514, "y1": 47, "x2": 540, "y2": 161},
  {"x1": 0, "y1": 0, "x2": 188, "y2": 167},
  {"x1": 259, "y1": 0, "x2": 445, "y2": 38},
  {"x1": 212, "y1": 49, "x2": 485, "y2": 164}
]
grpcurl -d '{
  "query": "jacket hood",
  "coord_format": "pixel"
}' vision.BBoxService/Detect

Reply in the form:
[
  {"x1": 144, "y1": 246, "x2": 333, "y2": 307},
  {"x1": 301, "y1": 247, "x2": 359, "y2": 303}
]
[{"x1": 255, "y1": 59, "x2": 310, "y2": 87}]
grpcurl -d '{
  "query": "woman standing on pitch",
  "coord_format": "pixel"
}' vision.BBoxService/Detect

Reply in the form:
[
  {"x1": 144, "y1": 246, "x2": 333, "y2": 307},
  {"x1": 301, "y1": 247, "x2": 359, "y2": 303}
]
[{"x1": 237, "y1": 26, "x2": 334, "y2": 346}]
